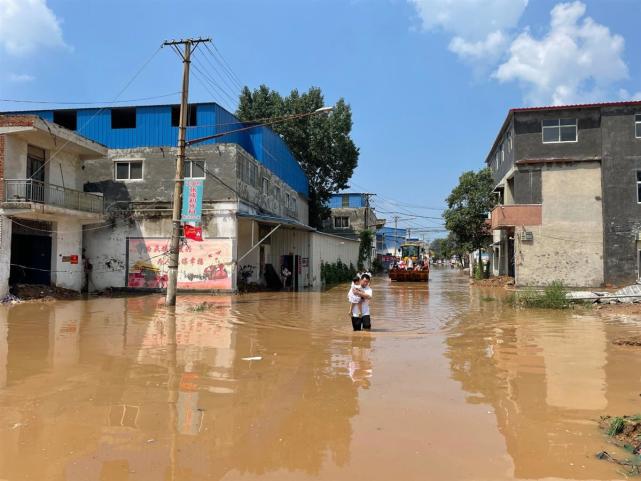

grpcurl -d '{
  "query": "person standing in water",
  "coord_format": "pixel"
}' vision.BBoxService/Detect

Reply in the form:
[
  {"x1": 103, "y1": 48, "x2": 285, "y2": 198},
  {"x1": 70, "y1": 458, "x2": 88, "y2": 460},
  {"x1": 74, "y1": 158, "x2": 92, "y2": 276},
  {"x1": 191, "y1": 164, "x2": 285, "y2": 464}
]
[{"x1": 351, "y1": 273, "x2": 373, "y2": 331}]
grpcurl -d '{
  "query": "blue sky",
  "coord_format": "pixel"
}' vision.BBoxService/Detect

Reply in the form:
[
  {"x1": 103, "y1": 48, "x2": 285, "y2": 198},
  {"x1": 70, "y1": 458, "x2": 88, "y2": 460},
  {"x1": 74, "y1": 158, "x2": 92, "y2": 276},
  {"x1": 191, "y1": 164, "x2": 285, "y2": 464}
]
[{"x1": 1, "y1": 0, "x2": 640, "y2": 239}]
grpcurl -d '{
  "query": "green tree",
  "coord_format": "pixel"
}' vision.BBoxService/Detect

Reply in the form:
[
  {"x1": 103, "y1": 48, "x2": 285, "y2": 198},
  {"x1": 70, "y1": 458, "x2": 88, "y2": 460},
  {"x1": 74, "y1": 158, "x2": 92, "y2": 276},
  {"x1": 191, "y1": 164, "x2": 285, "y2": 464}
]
[
  {"x1": 443, "y1": 168, "x2": 496, "y2": 273},
  {"x1": 237, "y1": 85, "x2": 359, "y2": 228},
  {"x1": 358, "y1": 229, "x2": 374, "y2": 271}
]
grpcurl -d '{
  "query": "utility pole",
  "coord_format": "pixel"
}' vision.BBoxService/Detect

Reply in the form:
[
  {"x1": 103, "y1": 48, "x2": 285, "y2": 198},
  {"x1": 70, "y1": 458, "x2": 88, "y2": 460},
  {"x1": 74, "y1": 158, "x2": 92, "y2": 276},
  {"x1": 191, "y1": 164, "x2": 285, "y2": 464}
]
[
  {"x1": 164, "y1": 37, "x2": 211, "y2": 306},
  {"x1": 394, "y1": 215, "x2": 399, "y2": 256},
  {"x1": 363, "y1": 193, "x2": 374, "y2": 268}
]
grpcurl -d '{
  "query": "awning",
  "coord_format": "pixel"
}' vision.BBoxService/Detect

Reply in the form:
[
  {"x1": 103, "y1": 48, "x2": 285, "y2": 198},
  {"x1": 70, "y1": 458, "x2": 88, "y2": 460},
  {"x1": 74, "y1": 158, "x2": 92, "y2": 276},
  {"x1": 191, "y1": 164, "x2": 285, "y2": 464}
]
[{"x1": 236, "y1": 212, "x2": 315, "y2": 231}]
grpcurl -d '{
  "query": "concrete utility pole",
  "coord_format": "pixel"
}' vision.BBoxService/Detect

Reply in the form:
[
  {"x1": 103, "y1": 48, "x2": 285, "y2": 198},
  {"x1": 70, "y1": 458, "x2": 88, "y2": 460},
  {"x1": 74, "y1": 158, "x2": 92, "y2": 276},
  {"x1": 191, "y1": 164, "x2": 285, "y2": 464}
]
[
  {"x1": 163, "y1": 37, "x2": 211, "y2": 306},
  {"x1": 394, "y1": 215, "x2": 399, "y2": 255}
]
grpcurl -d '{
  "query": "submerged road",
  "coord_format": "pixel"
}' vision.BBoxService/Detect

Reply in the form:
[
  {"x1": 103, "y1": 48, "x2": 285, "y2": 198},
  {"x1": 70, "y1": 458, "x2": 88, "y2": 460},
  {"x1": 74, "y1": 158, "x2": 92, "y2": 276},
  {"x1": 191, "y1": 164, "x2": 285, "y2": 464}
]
[{"x1": 0, "y1": 268, "x2": 640, "y2": 480}]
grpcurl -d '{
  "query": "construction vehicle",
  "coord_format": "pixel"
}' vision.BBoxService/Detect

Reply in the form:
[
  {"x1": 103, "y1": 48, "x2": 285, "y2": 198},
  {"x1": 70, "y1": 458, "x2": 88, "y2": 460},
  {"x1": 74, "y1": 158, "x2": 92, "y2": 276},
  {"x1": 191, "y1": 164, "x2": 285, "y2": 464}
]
[{"x1": 388, "y1": 241, "x2": 429, "y2": 282}]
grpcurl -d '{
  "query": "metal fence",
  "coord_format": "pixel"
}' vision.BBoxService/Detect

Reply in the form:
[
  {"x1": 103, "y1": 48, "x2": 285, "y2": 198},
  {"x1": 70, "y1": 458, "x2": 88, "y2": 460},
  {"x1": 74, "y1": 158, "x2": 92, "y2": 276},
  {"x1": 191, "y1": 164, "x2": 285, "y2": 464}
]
[{"x1": 4, "y1": 179, "x2": 103, "y2": 214}]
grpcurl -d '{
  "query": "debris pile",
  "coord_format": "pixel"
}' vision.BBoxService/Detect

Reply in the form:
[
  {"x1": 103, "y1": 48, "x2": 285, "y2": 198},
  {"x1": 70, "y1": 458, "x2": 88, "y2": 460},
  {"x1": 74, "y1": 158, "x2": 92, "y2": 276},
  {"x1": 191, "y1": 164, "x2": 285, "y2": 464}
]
[
  {"x1": 10, "y1": 284, "x2": 81, "y2": 302},
  {"x1": 597, "y1": 415, "x2": 641, "y2": 475}
]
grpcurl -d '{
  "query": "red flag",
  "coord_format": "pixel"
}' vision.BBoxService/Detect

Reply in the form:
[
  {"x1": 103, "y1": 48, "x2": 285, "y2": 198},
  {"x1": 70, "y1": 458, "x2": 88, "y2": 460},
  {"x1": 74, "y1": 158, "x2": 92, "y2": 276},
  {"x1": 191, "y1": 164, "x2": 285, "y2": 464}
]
[{"x1": 183, "y1": 224, "x2": 203, "y2": 242}]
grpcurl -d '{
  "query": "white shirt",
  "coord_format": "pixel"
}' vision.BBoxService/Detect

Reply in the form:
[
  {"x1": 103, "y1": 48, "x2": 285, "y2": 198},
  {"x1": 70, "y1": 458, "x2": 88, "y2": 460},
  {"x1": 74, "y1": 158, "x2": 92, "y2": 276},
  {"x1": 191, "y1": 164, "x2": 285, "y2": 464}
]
[
  {"x1": 351, "y1": 286, "x2": 372, "y2": 316},
  {"x1": 348, "y1": 283, "x2": 361, "y2": 304}
]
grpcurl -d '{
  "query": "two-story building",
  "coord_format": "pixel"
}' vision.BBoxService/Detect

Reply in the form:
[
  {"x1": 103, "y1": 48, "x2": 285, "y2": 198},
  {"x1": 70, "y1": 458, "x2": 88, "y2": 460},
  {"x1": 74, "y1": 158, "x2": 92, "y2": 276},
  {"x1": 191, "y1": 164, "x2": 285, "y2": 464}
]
[
  {"x1": 0, "y1": 115, "x2": 106, "y2": 297},
  {"x1": 487, "y1": 100, "x2": 641, "y2": 287},
  {"x1": 3, "y1": 103, "x2": 359, "y2": 292}
]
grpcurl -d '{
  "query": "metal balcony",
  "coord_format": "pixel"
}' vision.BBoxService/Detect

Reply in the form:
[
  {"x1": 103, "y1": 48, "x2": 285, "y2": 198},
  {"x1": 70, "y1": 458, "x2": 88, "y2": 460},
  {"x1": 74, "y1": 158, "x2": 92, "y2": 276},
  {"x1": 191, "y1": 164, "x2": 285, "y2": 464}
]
[{"x1": 4, "y1": 179, "x2": 103, "y2": 214}]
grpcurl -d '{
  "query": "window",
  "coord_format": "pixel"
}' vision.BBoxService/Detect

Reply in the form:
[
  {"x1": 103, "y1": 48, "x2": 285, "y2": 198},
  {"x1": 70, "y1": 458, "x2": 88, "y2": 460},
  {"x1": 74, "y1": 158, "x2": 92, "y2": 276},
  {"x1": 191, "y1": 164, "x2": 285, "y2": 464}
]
[
  {"x1": 334, "y1": 216, "x2": 349, "y2": 228},
  {"x1": 636, "y1": 114, "x2": 641, "y2": 139},
  {"x1": 507, "y1": 131, "x2": 513, "y2": 151},
  {"x1": 274, "y1": 186, "x2": 281, "y2": 200},
  {"x1": 262, "y1": 177, "x2": 270, "y2": 194},
  {"x1": 637, "y1": 171, "x2": 641, "y2": 203},
  {"x1": 114, "y1": 160, "x2": 143, "y2": 180},
  {"x1": 237, "y1": 157, "x2": 259, "y2": 187},
  {"x1": 500, "y1": 142, "x2": 505, "y2": 163},
  {"x1": 171, "y1": 105, "x2": 197, "y2": 127},
  {"x1": 53, "y1": 110, "x2": 77, "y2": 130},
  {"x1": 111, "y1": 107, "x2": 137, "y2": 129},
  {"x1": 342, "y1": 194, "x2": 349, "y2": 207},
  {"x1": 184, "y1": 159, "x2": 205, "y2": 178},
  {"x1": 291, "y1": 197, "x2": 297, "y2": 214},
  {"x1": 286, "y1": 192, "x2": 290, "y2": 208},
  {"x1": 542, "y1": 118, "x2": 577, "y2": 143}
]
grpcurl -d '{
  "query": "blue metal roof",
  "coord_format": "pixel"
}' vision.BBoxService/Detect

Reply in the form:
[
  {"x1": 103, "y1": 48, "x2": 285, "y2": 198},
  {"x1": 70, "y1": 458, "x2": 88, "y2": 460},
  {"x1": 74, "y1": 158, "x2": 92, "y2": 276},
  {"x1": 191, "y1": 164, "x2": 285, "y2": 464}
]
[{"x1": 4, "y1": 102, "x2": 309, "y2": 196}]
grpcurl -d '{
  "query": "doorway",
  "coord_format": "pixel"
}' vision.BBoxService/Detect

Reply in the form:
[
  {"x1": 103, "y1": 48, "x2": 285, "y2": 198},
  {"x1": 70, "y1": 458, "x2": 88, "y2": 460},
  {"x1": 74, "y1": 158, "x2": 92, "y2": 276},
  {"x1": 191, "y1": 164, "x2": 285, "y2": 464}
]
[
  {"x1": 282, "y1": 254, "x2": 300, "y2": 291},
  {"x1": 9, "y1": 220, "x2": 53, "y2": 286}
]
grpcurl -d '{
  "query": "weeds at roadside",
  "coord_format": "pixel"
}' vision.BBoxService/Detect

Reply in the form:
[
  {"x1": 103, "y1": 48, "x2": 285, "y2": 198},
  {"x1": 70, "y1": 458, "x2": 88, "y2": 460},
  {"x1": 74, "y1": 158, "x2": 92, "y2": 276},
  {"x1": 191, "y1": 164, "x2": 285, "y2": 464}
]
[{"x1": 508, "y1": 281, "x2": 571, "y2": 309}]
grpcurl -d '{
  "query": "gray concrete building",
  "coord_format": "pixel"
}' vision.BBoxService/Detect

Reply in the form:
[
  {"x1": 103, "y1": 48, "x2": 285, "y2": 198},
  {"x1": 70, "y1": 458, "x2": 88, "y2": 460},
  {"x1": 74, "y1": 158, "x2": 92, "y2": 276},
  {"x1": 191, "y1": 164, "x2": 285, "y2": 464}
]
[
  {"x1": 487, "y1": 100, "x2": 641, "y2": 287},
  {"x1": 1, "y1": 103, "x2": 359, "y2": 293}
]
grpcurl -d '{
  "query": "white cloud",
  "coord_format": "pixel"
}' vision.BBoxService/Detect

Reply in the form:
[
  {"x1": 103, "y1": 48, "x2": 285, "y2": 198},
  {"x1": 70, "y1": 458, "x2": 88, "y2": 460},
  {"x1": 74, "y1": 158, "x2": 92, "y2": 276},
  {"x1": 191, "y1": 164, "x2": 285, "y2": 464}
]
[
  {"x1": 619, "y1": 89, "x2": 641, "y2": 101},
  {"x1": 8, "y1": 73, "x2": 35, "y2": 83},
  {"x1": 0, "y1": 0, "x2": 68, "y2": 56},
  {"x1": 449, "y1": 31, "x2": 508, "y2": 64},
  {"x1": 409, "y1": 0, "x2": 528, "y2": 39},
  {"x1": 494, "y1": 1, "x2": 628, "y2": 105},
  {"x1": 408, "y1": 0, "x2": 528, "y2": 70}
]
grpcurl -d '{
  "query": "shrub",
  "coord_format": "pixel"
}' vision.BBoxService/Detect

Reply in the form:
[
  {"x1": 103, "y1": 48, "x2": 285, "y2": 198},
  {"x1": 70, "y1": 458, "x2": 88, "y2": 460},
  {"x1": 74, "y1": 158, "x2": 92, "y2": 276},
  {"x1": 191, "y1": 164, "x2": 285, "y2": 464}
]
[
  {"x1": 321, "y1": 259, "x2": 357, "y2": 286},
  {"x1": 509, "y1": 281, "x2": 569, "y2": 309}
]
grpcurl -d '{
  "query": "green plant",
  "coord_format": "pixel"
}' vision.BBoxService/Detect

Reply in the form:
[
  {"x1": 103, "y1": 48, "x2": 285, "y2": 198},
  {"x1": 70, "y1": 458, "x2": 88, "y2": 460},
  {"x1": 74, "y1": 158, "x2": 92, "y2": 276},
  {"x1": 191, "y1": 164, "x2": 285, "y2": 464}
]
[
  {"x1": 608, "y1": 417, "x2": 625, "y2": 436},
  {"x1": 321, "y1": 259, "x2": 357, "y2": 286},
  {"x1": 481, "y1": 296, "x2": 496, "y2": 302},
  {"x1": 509, "y1": 281, "x2": 570, "y2": 309},
  {"x1": 358, "y1": 230, "x2": 374, "y2": 270}
]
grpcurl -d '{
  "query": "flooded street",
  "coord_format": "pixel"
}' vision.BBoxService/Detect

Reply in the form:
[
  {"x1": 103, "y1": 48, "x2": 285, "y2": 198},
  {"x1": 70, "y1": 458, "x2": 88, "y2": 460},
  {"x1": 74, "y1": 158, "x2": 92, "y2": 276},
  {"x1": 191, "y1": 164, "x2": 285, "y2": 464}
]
[{"x1": 1, "y1": 269, "x2": 641, "y2": 481}]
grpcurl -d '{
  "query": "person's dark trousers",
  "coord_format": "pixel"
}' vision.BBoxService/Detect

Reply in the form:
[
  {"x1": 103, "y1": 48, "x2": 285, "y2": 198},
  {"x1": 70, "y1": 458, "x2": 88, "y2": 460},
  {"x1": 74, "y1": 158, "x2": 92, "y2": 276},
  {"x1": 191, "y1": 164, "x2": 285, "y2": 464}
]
[{"x1": 352, "y1": 315, "x2": 372, "y2": 331}]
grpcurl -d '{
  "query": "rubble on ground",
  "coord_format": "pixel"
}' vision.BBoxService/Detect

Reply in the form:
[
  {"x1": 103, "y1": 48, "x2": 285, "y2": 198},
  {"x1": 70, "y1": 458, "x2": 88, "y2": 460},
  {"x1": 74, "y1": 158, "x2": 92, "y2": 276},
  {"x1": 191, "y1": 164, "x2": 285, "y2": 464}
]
[
  {"x1": 9, "y1": 284, "x2": 82, "y2": 302},
  {"x1": 567, "y1": 284, "x2": 641, "y2": 305},
  {"x1": 471, "y1": 276, "x2": 515, "y2": 287}
]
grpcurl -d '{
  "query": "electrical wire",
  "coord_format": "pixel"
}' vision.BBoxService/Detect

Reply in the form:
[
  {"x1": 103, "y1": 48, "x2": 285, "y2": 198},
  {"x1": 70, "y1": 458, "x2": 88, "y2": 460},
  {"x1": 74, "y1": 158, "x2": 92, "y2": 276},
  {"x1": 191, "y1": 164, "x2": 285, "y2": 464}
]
[
  {"x1": 197, "y1": 47, "x2": 241, "y2": 101},
  {"x1": 27, "y1": 45, "x2": 164, "y2": 181},
  {"x1": 206, "y1": 43, "x2": 243, "y2": 90},
  {"x1": 191, "y1": 57, "x2": 238, "y2": 108},
  {"x1": 0, "y1": 92, "x2": 181, "y2": 106}
]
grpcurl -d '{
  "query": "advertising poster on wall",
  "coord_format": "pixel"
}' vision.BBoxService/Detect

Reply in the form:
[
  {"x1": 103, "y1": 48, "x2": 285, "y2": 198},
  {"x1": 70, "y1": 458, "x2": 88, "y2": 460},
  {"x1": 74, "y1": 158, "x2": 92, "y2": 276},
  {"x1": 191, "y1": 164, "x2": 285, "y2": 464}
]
[{"x1": 126, "y1": 237, "x2": 233, "y2": 290}]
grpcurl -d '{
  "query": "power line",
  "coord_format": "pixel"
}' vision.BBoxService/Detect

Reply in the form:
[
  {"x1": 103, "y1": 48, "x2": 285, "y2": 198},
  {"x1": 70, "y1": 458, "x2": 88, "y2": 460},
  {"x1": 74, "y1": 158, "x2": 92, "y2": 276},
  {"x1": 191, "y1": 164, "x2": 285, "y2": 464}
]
[
  {"x1": 28, "y1": 45, "x2": 164, "y2": 181},
  {"x1": 206, "y1": 43, "x2": 243, "y2": 90},
  {"x1": 198, "y1": 46, "x2": 241, "y2": 99},
  {"x1": 0, "y1": 92, "x2": 181, "y2": 106}
]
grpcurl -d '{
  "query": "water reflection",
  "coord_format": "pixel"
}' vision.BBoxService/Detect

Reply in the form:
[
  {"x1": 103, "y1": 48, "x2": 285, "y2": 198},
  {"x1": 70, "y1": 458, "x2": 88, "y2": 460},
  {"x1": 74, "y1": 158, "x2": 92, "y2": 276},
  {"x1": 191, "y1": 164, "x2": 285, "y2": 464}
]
[
  {"x1": 0, "y1": 292, "x2": 365, "y2": 481},
  {"x1": 1, "y1": 272, "x2": 641, "y2": 480},
  {"x1": 446, "y1": 284, "x2": 641, "y2": 480}
]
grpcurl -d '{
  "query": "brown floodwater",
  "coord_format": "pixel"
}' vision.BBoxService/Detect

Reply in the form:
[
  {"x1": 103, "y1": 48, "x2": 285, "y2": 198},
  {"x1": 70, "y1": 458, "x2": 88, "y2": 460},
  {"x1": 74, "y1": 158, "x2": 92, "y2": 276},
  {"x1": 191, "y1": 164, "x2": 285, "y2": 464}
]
[{"x1": 1, "y1": 269, "x2": 641, "y2": 481}]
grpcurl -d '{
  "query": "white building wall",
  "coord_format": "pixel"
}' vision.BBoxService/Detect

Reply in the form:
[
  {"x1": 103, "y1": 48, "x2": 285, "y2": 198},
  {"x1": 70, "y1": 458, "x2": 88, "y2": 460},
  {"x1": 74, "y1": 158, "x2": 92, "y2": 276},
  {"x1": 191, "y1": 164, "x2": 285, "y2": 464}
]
[
  {"x1": 0, "y1": 216, "x2": 12, "y2": 298},
  {"x1": 309, "y1": 232, "x2": 360, "y2": 289},
  {"x1": 84, "y1": 206, "x2": 237, "y2": 291},
  {"x1": 50, "y1": 218, "x2": 84, "y2": 291},
  {"x1": 269, "y1": 228, "x2": 311, "y2": 288}
]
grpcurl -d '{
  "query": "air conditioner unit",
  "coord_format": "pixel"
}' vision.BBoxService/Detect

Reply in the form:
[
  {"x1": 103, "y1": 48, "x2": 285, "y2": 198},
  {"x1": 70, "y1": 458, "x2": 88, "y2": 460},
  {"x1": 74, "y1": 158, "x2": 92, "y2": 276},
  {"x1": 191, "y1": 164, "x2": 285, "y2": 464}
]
[{"x1": 520, "y1": 231, "x2": 534, "y2": 242}]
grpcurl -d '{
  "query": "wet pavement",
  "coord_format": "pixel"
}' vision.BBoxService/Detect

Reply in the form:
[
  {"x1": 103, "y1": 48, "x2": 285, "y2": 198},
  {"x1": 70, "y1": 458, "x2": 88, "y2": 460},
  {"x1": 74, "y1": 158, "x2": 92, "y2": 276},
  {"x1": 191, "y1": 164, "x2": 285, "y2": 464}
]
[{"x1": 1, "y1": 268, "x2": 641, "y2": 480}]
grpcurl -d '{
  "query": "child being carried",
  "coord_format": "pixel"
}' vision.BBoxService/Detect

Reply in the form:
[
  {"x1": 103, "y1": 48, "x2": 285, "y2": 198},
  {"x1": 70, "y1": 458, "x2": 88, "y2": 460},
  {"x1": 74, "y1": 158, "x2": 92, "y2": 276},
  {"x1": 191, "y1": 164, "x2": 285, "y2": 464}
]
[{"x1": 348, "y1": 273, "x2": 363, "y2": 318}]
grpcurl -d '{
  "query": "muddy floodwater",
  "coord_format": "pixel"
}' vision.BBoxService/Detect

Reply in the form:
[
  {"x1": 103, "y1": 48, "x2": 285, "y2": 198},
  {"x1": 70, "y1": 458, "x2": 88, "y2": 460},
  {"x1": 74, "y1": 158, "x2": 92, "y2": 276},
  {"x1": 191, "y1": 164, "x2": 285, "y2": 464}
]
[{"x1": 1, "y1": 269, "x2": 641, "y2": 480}]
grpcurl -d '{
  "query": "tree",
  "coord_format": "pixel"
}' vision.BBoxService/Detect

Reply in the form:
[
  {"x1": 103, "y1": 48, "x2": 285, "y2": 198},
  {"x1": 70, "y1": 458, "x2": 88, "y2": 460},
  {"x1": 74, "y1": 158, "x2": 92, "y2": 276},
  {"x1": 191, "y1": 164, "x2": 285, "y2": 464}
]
[
  {"x1": 358, "y1": 229, "x2": 374, "y2": 271},
  {"x1": 237, "y1": 85, "x2": 359, "y2": 228},
  {"x1": 443, "y1": 168, "x2": 496, "y2": 273}
]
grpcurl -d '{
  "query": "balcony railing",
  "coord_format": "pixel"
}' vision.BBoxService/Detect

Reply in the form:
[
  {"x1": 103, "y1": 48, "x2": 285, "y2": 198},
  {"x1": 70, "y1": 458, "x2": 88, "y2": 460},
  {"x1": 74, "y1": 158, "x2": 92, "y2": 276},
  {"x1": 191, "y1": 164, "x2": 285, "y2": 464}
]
[
  {"x1": 491, "y1": 204, "x2": 542, "y2": 230},
  {"x1": 4, "y1": 179, "x2": 103, "y2": 214}
]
